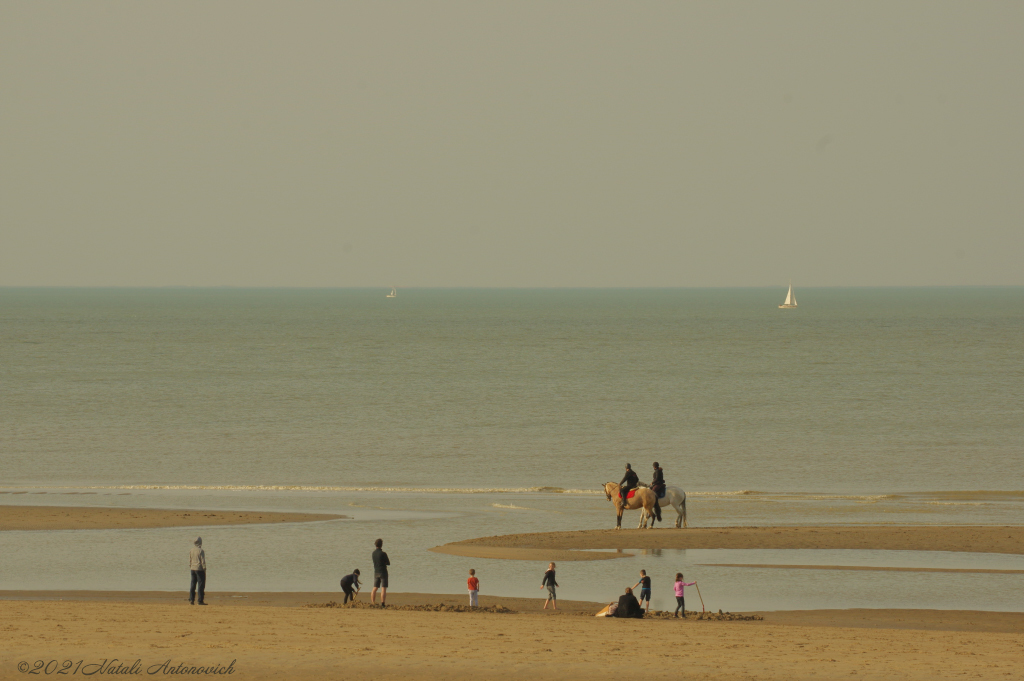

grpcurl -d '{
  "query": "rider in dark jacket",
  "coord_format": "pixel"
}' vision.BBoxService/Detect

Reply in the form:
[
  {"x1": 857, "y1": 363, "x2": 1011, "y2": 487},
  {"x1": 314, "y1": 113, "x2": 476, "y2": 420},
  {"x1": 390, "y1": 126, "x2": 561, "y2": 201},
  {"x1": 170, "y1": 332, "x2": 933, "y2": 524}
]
[
  {"x1": 651, "y1": 462, "x2": 665, "y2": 496},
  {"x1": 619, "y1": 464, "x2": 639, "y2": 505},
  {"x1": 650, "y1": 462, "x2": 665, "y2": 522}
]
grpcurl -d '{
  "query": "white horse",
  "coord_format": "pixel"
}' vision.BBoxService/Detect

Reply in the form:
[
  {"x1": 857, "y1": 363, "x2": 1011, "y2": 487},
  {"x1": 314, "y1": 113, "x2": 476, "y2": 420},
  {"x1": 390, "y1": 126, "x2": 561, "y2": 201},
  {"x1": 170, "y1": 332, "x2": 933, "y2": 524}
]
[{"x1": 637, "y1": 483, "x2": 688, "y2": 528}]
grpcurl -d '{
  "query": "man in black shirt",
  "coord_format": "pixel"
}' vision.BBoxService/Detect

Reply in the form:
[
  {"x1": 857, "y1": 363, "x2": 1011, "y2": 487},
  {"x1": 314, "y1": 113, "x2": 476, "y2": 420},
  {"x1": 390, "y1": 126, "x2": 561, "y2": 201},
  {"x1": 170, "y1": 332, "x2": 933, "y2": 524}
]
[
  {"x1": 370, "y1": 538, "x2": 390, "y2": 608},
  {"x1": 619, "y1": 463, "x2": 639, "y2": 506},
  {"x1": 340, "y1": 569, "x2": 360, "y2": 604}
]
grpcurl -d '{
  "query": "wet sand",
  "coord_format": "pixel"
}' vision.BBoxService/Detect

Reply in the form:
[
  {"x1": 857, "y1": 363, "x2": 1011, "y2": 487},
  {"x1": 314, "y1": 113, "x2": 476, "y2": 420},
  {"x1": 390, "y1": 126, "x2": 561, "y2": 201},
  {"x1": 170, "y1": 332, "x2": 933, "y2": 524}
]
[
  {"x1": 433, "y1": 525, "x2": 1024, "y2": 560},
  {"x1": 0, "y1": 506, "x2": 347, "y2": 531},
  {"x1": 2, "y1": 593, "x2": 1022, "y2": 680}
]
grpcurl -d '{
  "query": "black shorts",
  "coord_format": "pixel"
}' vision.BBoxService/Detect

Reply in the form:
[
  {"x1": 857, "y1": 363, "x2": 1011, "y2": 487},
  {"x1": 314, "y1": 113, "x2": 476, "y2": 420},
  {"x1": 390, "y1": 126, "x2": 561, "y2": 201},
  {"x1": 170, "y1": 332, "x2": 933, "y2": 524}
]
[
  {"x1": 374, "y1": 573, "x2": 389, "y2": 588},
  {"x1": 639, "y1": 588, "x2": 651, "y2": 602}
]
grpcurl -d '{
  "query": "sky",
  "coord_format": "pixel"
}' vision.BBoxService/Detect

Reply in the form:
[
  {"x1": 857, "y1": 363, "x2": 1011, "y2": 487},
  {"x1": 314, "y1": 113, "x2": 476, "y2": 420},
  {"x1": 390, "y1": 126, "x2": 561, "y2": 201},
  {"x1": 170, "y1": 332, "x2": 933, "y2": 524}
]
[{"x1": 2, "y1": 2, "x2": 1022, "y2": 287}]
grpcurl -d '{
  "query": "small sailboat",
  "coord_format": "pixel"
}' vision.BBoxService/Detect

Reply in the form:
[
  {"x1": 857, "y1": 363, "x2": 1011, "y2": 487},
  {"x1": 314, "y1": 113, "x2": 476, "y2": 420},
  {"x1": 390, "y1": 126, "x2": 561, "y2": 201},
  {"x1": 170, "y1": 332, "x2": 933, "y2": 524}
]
[
  {"x1": 778, "y1": 282, "x2": 797, "y2": 308},
  {"x1": 386, "y1": 287, "x2": 397, "y2": 298}
]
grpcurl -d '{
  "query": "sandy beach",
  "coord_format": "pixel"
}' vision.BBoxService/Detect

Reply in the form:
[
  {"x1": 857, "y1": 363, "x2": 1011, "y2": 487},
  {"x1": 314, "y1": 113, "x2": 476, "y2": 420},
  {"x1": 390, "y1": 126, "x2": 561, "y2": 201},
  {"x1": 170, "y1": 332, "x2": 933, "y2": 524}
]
[
  {"x1": 432, "y1": 526, "x2": 1024, "y2": 560},
  {"x1": 2, "y1": 592, "x2": 1022, "y2": 680},
  {"x1": 0, "y1": 506, "x2": 347, "y2": 531}
]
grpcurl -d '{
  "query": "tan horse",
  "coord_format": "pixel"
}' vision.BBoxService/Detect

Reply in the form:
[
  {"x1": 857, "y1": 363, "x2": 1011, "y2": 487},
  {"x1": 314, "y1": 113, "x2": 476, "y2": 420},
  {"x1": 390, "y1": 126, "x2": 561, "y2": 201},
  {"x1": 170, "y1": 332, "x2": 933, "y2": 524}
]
[{"x1": 603, "y1": 482, "x2": 658, "y2": 529}]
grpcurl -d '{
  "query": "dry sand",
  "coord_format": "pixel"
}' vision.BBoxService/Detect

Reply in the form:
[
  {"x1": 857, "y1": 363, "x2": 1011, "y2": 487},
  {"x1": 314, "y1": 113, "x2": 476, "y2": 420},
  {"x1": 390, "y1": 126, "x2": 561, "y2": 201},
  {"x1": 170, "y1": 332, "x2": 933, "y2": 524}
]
[
  {"x1": 0, "y1": 506, "x2": 346, "y2": 531},
  {"x1": 432, "y1": 525, "x2": 1024, "y2": 560},
  {"x1": 2, "y1": 593, "x2": 1022, "y2": 680}
]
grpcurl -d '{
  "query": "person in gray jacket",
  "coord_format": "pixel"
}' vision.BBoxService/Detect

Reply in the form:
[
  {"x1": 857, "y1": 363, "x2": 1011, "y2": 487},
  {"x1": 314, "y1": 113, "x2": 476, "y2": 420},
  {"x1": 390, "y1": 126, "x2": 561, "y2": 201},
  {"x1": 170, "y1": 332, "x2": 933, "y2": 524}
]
[{"x1": 189, "y1": 537, "x2": 207, "y2": 605}]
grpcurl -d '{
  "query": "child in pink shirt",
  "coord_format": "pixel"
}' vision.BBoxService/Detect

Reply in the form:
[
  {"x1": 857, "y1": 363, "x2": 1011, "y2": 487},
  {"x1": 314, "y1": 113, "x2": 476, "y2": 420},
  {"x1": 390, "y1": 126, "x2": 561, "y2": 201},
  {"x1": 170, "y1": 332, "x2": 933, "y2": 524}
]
[
  {"x1": 673, "y1": 572, "x2": 696, "y2": 618},
  {"x1": 467, "y1": 569, "x2": 480, "y2": 607}
]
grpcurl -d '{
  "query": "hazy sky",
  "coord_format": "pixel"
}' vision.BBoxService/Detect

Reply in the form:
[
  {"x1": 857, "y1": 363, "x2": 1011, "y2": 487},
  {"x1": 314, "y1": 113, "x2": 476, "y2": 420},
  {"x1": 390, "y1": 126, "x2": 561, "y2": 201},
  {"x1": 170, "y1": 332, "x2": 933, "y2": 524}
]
[{"x1": 2, "y1": 2, "x2": 1022, "y2": 287}]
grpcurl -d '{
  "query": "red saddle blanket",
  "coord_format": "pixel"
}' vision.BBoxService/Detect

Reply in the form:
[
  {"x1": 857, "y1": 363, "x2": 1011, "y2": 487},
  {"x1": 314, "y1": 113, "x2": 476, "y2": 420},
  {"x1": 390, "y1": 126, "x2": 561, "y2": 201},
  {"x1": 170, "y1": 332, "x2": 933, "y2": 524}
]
[{"x1": 626, "y1": 489, "x2": 638, "y2": 499}]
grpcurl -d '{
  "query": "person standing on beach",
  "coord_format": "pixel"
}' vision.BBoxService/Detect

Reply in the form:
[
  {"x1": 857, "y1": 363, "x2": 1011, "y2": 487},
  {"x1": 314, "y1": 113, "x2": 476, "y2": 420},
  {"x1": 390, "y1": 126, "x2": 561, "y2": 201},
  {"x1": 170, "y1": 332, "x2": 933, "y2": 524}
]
[
  {"x1": 370, "y1": 538, "x2": 390, "y2": 608},
  {"x1": 673, "y1": 572, "x2": 697, "y2": 618},
  {"x1": 540, "y1": 562, "x2": 559, "y2": 610},
  {"x1": 467, "y1": 569, "x2": 479, "y2": 607},
  {"x1": 340, "y1": 569, "x2": 361, "y2": 604},
  {"x1": 189, "y1": 537, "x2": 207, "y2": 606},
  {"x1": 631, "y1": 569, "x2": 652, "y2": 614}
]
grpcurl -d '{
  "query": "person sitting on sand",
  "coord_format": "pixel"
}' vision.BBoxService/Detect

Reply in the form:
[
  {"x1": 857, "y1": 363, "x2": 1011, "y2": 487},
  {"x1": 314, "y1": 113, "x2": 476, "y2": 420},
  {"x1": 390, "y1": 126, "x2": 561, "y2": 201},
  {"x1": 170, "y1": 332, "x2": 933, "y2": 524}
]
[
  {"x1": 619, "y1": 463, "x2": 639, "y2": 504},
  {"x1": 467, "y1": 569, "x2": 479, "y2": 607},
  {"x1": 370, "y1": 538, "x2": 390, "y2": 608},
  {"x1": 541, "y1": 562, "x2": 559, "y2": 610},
  {"x1": 630, "y1": 569, "x2": 652, "y2": 614},
  {"x1": 614, "y1": 587, "x2": 644, "y2": 619},
  {"x1": 189, "y1": 536, "x2": 207, "y2": 606},
  {"x1": 673, "y1": 572, "x2": 697, "y2": 618},
  {"x1": 340, "y1": 569, "x2": 361, "y2": 605}
]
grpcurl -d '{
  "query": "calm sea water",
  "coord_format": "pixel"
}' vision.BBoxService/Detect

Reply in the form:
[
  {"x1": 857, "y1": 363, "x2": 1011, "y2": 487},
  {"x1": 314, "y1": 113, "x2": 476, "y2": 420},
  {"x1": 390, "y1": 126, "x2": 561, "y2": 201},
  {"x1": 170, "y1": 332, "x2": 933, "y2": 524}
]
[{"x1": 2, "y1": 288, "x2": 1022, "y2": 608}]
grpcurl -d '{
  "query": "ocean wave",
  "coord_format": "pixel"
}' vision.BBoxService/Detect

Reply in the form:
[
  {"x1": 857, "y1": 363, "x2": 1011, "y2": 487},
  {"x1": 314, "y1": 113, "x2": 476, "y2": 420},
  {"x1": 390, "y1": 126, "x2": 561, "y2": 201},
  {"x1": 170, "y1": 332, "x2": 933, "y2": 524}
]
[
  {"x1": 4, "y1": 485, "x2": 1020, "y2": 502},
  {"x1": 802, "y1": 494, "x2": 903, "y2": 502},
  {"x1": 689, "y1": 490, "x2": 761, "y2": 497},
  {"x1": 915, "y1": 491, "x2": 1024, "y2": 501},
  {"x1": 4, "y1": 484, "x2": 603, "y2": 495},
  {"x1": 491, "y1": 503, "x2": 533, "y2": 510}
]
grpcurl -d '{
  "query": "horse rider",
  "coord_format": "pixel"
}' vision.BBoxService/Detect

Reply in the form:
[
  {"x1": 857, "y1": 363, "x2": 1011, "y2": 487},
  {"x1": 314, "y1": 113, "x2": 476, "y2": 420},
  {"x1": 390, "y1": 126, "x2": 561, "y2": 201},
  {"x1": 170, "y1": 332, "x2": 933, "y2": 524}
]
[
  {"x1": 651, "y1": 462, "x2": 665, "y2": 498},
  {"x1": 650, "y1": 461, "x2": 665, "y2": 522},
  {"x1": 619, "y1": 463, "x2": 639, "y2": 505}
]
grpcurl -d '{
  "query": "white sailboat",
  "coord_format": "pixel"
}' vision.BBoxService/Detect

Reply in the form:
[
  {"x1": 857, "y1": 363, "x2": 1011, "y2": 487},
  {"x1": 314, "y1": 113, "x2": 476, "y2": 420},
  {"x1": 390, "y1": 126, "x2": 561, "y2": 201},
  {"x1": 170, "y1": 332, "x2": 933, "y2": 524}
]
[
  {"x1": 778, "y1": 282, "x2": 797, "y2": 308},
  {"x1": 386, "y1": 287, "x2": 397, "y2": 298}
]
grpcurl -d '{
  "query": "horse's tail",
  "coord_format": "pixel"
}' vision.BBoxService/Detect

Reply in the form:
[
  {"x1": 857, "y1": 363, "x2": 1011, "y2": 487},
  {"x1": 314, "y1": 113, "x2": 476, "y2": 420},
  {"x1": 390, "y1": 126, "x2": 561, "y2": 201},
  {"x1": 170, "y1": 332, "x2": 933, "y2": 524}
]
[{"x1": 682, "y1": 494, "x2": 688, "y2": 528}]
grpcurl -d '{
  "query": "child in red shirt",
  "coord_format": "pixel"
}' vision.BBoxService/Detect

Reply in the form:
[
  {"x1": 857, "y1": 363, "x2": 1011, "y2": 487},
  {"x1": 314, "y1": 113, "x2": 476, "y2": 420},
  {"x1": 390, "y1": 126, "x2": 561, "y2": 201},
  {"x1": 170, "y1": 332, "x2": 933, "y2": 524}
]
[{"x1": 467, "y1": 569, "x2": 480, "y2": 607}]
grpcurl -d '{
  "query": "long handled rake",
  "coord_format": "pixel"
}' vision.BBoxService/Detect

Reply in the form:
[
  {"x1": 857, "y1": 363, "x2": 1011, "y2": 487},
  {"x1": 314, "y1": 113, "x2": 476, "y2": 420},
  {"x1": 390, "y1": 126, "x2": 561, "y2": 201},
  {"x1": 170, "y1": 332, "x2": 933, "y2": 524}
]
[{"x1": 694, "y1": 582, "x2": 705, "y2": 613}]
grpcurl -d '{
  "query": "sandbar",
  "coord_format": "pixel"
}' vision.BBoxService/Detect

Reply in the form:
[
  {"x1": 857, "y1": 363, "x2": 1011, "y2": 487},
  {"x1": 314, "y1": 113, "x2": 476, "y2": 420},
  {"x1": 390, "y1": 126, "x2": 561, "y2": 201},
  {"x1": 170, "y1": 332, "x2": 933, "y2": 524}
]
[
  {"x1": 433, "y1": 525, "x2": 1024, "y2": 560},
  {"x1": 2, "y1": 594, "x2": 1022, "y2": 680},
  {"x1": 0, "y1": 505, "x2": 347, "y2": 531},
  {"x1": 700, "y1": 563, "x2": 1024, "y2": 574}
]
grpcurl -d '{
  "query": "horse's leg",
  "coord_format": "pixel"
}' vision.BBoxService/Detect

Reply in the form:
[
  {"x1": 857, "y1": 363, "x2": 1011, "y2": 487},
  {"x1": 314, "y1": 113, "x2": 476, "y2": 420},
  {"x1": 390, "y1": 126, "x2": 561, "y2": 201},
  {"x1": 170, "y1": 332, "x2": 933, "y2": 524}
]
[{"x1": 616, "y1": 507, "x2": 622, "y2": 530}]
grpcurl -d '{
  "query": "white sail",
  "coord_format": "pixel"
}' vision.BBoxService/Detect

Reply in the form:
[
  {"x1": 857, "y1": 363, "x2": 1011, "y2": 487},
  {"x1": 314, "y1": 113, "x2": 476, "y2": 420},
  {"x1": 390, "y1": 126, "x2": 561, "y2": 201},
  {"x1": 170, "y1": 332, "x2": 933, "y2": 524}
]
[{"x1": 779, "y1": 282, "x2": 797, "y2": 308}]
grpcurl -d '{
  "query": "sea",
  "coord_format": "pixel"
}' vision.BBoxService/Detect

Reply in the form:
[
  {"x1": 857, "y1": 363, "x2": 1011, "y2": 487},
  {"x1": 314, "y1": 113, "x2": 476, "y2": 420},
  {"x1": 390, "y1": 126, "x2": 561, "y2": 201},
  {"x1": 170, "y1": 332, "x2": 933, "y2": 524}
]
[{"x1": 1, "y1": 287, "x2": 1022, "y2": 612}]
